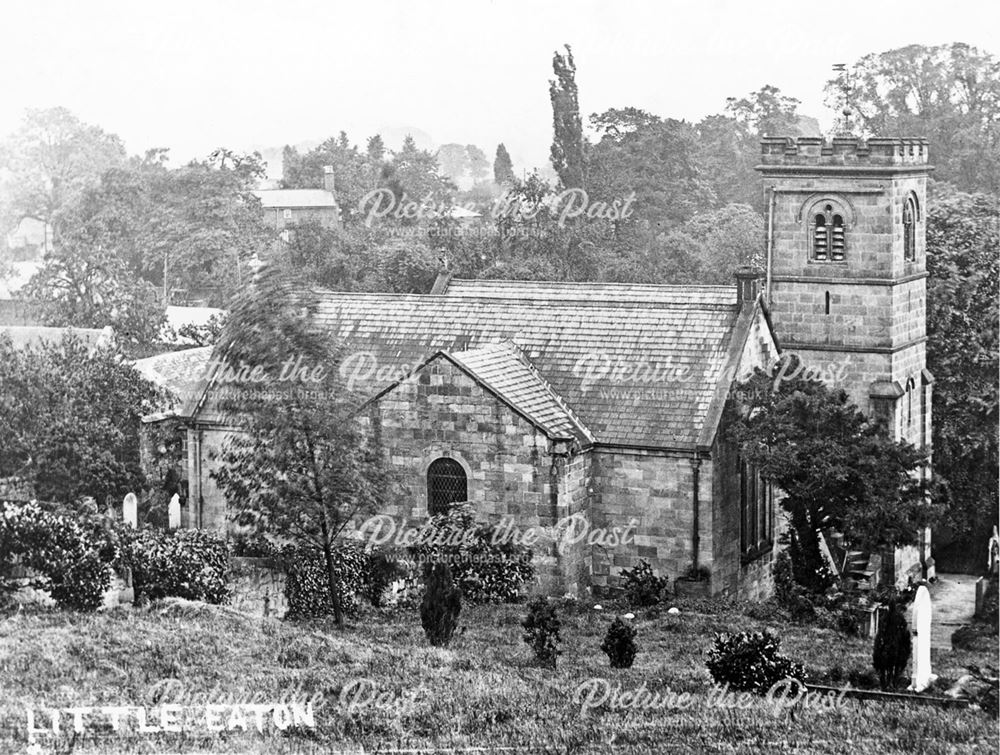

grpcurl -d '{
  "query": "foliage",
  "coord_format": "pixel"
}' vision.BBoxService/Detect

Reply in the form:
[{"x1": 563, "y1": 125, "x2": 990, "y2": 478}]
[
  {"x1": 872, "y1": 600, "x2": 912, "y2": 690},
  {"x1": 828, "y1": 44, "x2": 1000, "y2": 193},
  {"x1": 549, "y1": 45, "x2": 585, "y2": 190},
  {"x1": 600, "y1": 615, "x2": 638, "y2": 669},
  {"x1": 363, "y1": 549, "x2": 407, "y2": 608},
  {"x1": 117, "y1": 526, "x2": 230, "y2": 604},
  {"x1": 280, "y1": 541, "x2": 367, "y2": 619},
  {"x1": 420, "y1": 562, "x2": 462, "y2": 647},
  {"x1": 925, "y1": 189, "x2": 999, "y2": 568},
  {"x1": 0, "y1": 500, "x2": 111, "y2": 611},
  {"x1": 0, "y1": 107, "x2": 126, "y2": 234},
  {"x1": 493, "y1": 143, "x2": 515, "y2": 185},
  {"x1": 726, "y1": 356, "x2": 938, "y2": 591},
  {"x1": 521, "y1": 597, "x2": 562, "y2": 669},
  {"x1": 212, "y1": 268, "x2": 390, "y2": 627},
  {"x1": 619, "y1": 560, "x2": 668, "y2": 607},
  {"x1": 407, "y1": 503, "x2": 534, "y2": 604},
  {"x1": 706, "y1": 630, "x2": 805, "y2": 694},
  {"x1": 771, "y1": 550, "x2": 817, "y2": 621},
  {"x1": 0, "y1": 333, "x2": 162, "y2": 506}
]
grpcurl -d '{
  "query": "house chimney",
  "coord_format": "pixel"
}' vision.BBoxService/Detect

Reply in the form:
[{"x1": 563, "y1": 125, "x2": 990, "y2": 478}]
[
  {"x1": 734, "y1": 265, "x2": 763, "y2": 309},
  {"x1": 430, "y1": 256, "x2": 452, "y2": 294},
  {"x1": 322, "y1": 165, "x2": 335, "y2": 192}
]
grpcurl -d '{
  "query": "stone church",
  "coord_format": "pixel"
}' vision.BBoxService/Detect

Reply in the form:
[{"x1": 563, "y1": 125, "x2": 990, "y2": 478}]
[{"x1": 173, "y1": 136, "x2": 934, "y2": 599}]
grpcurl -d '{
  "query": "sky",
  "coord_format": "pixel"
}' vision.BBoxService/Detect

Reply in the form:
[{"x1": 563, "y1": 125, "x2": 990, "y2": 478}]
[{"x1": 1, "y1": 0, "x2": 997, "y2": 176}]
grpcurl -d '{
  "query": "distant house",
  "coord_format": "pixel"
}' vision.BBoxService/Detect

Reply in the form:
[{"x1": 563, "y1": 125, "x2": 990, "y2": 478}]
[{"x1": 253, "y1": 166, "x2": 340, "y2": 237}]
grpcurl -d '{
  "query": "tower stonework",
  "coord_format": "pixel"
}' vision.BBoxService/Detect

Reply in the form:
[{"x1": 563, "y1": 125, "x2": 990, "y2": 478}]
[
  {"x1": 758, "y1": 136, "x2": 932, "y2": 452},
  {"x1": 757, "y1": 136, "x2": 933, "y2": 584}
]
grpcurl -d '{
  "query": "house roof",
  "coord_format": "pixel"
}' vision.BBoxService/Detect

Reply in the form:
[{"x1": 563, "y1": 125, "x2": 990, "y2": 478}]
[
  {"x1": 401, "y1": 341, "x2": 594, "y2": 446},
  {"x1": 0, "y1": 325, "x2": 113, "y2": 350},
  {"x1": 253, "y1": 189, "x2": 338, "y2": 209},
  {"x1": 184, "y1": 280, "x2": 764, "y2": 450}
]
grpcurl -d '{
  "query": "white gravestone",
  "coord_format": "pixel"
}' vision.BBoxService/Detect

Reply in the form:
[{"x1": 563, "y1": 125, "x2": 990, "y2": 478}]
[
  {"x1": 168, "y1": 493, "x2": 181, "y2": 529},
  {"x1": 908, "y1": 584, "x2": 937, "y2": 692},
  {"x1": 122, "y1": 492, "x2": 138, "y2": 528}
]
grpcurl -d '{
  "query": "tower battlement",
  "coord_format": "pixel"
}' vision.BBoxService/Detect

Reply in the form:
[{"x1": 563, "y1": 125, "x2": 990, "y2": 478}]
[{"x1": 759, "y1": 136, "x2": 930, "y2": 168}]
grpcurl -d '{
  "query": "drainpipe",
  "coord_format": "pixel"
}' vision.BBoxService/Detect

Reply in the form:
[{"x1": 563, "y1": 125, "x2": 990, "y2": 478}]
[
  {"x1": 765, "y1": 186, "x2": 775, "y2": 305},
  {"x1": 690, "y1": 455, "x2": 702, "y2": 573}
]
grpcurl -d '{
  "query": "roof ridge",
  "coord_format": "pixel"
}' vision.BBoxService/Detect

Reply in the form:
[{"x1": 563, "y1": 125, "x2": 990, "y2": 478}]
[{"x1": 448, "y1": 277, "x2": 734, "y2": 291}]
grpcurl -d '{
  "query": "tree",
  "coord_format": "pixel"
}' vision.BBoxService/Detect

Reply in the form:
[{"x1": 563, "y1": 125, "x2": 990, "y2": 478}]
[
  {"x1": 282, "y1": 132, "x2": 382, "y2": 223},
  {"x1": 212, "y1": 269, "x2": 390, "y2": 628},
  {"x1": 925, "y1": 188, "x2": 999, "y2": 569},
  {"x1": 827, "y1": 44, "x2": 1000, "y2": 193},
  {"x1": 493, "y1": 143, "x2": 515, "y2": 185},
  {"x1": 726, "y1": 85, "x2": 801, "y2": 138},
  {"x1": 435, "y1": 144, "x2": 470, "y2": 182},
  {"x1": 382, "y1": 135, "x2": 455, "y2": 208},
  {"x1": 0, "y1": 107, "x2": 126, "y2": 244},
  {"x1": 465, "y1": 144, "x2": 489, "y2": 182},
  {"x1": 726, "y1": 357, "x2": 938, "y2": 592},
  {"x1": 549, "y1": 45, "x2": 586, "y2": 190},
  {"x1": 0, "y1": 333, "x2": 162, "y2": 506}
]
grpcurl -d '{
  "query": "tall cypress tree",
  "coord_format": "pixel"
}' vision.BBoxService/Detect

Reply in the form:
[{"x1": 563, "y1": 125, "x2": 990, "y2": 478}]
[
  {"x1": 549, "y1": 45, "x2": 585, "y2": 190},
  {"x1": 493, "y1": 143, "x2": 515, "y2": 185}
]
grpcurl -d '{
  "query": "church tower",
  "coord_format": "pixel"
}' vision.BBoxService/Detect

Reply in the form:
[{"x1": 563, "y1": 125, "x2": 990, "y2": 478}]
[{"x1": 757, "y1": 136, "x2": 932, "y2": 454}]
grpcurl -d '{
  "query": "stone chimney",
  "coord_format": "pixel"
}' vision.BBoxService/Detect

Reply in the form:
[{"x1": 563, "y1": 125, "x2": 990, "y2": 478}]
[
  {"x1": 430, "y1": 256, "x2": 452, "y2": 295},
  {"x1": 734, "y1": 265, "x2": 763, "y2": 309},
  {"x1": 322, "y1": 165, "x2": 335, "y2": 192}
]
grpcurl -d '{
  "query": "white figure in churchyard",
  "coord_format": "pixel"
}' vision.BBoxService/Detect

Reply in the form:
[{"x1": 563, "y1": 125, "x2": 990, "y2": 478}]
[
  {"x1": 168, "y1": 493, "x2": 181, "y2": 529},
  {"x1": 988, "y1": 526, "x2": 999, "y2": 575},
  {"x1": 122, "y1": 492, "x2": 138, "y2": 528},
  {"x1": 908, "y1": 583, "x2": 937, "y2": 692}
]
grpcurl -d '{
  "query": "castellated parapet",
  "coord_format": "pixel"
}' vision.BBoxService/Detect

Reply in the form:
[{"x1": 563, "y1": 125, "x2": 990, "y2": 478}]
[{"x1": 759, "y1": 136, "x2": 930, "y2": 169}]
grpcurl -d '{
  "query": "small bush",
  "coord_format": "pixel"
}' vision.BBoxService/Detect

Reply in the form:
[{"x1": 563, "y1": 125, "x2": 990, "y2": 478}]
[
  {"x1": 620, "y1": 560, "x2": 668, "y2": 607},
  {"x1": 601, "y1": 616, "x2": 638, "y2": 669},
  {"x1": 364, "y1": 549, "x2": 407, "y2": 608},
  {"x1": 0, "y1": 501, "x2": 111, "y2": 611},
  {"x1": 521, "y1": 597, "x2": 562, "y2": 669},
  {"x1": 118, "y1": 527, "x2": 230, "y2": 604},
  {"x1": 706, "y1": 630, "x2": 805, "y2": 694},
  {"x1": 420, "y1": 563, "x2": 461, "y2": 646},
  {"x1": 873, "y1": 600, "x2": 912, "y2": 690},
  {"x1": 409, "y1": 504, "x2": 533, "y2": 604},
  {"x1": 281, "y1": 541, "x2": 367, "y2": 619}
]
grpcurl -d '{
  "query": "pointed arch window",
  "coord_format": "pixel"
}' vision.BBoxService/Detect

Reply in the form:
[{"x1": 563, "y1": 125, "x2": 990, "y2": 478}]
[
  {"x1": 427, "y1": 457, "x2": 467, "y2": 515},
  {"x1": 903, "y1": 196, "x2": 917, "y2": 262},
  {"x1": 813, "y1": 204, "x2": 846, "y2": 262}
]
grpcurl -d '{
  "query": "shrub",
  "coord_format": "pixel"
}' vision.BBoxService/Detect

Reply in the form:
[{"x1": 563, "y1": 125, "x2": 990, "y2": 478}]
[
  {"x1": 420, "y1": 563, "x2": 462, "y2": 646},
  {"x1": 118, "y1": 527, "x2": 230, "y2": 604},
  {"x1": 771, "y1": 550, "x2": 817, "y2": 622},
  {"x1": 409, "y1": 504, "x2": 533, "y2": 603},
  {"x1": 620, "y1": 560, "x2": 668, "y2": 607},
  {"x1": 364, "y1": 549, "x2": 407, "y2": 608},
  {"x1": 521, "y1": 597, "x2": 562, "y2": 669},
  {"x1": 0, "y1": 500, "x2": 111, "y2": 611},
  {"x1": 281, "y1": 541, "x2": 367, "y2": 619},
  {"x1": 706, "y1": 630, "x2": 805, "y2": 694},
  {"x1": 601, "y1": 616, "x2": 638, "y2": 669},
  {"x1": 873, "y1": 600, "x2": 911, "y2": 690}
]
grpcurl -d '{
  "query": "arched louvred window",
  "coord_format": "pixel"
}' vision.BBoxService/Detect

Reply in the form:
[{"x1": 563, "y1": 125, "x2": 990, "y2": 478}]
[
  {"x1": 812, "y1": 203, "x2": 847, "y2": 262},
  {"x1": 813, "y1": 213, "x2": 828, "y2": 260},
  {"x1": 831, "y1": 214, "x2": 845, "y2": 261},
  {"x1": 427, "y1": 457, "x2": 467, "y2": 515},
  {"x1": 903, "y1": 197, "x2": 916, "y2": 261}
]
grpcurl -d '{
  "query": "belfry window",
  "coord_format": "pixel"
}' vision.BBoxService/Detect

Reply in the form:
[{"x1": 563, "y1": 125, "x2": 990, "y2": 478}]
[
  {"x1": 427, "y1": 457, "x2": 467, "y2": 515},
  {"x1": 813, "y1": 204, "x2": 846, "y2": 262},
  {"x1": 903, "y1": 197, "x2": 917, "y2": 261}
]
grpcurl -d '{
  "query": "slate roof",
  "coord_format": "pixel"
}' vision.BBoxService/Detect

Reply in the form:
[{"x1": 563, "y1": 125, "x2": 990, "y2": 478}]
[
  {"x1": 185, "y1": 282, "x2": 753, "y2": 450},
  {"x1": 253, "y1": 189, "x2": 338, "y2": 209},
  {"x1": 444, "y1": 279, "x2": 737, "y2": 307},
  {"x1": 134, "y1": 346, "x2": 214, "y2": 415},
  {"x1": 436, "y1": 342, "x2": 593, "y2": 445}
]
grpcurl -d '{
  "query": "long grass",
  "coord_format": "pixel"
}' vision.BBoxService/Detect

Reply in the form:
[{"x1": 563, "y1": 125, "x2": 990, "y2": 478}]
[{"x1": 0, "y1": 597, "x2": 996, "y2": 754}]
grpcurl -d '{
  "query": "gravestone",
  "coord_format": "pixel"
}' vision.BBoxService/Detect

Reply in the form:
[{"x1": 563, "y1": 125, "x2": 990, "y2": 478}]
[
  {"x1": 122, "y1": 492, "x2": 138, "y2": 528},
  {"x1": 168, "y1": 493, "x2": 181, "y2": 529},
  {"x1": 908, "y1": 584, "x2": 937, "y2": 692}
]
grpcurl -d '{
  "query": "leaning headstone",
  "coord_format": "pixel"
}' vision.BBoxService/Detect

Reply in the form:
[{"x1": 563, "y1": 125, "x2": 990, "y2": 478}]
[
  {"x1": 168, "y1": 493, "x2": 181, "y2": 529},
  {"x1": 908, "y1": 583, "x2": 937, "y2": 692},
  {"x1": 122, "y1": 492, "x2": 138, "y2": 528}
]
